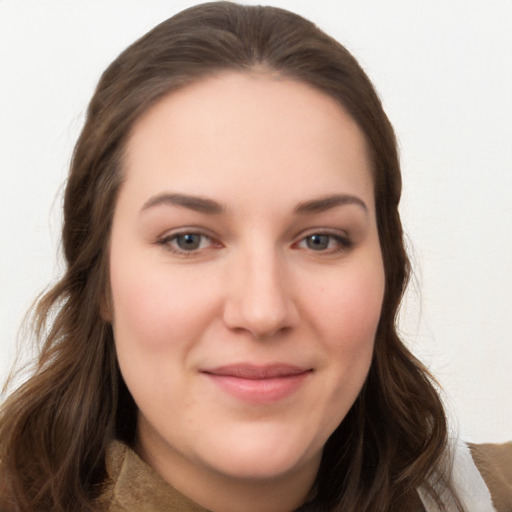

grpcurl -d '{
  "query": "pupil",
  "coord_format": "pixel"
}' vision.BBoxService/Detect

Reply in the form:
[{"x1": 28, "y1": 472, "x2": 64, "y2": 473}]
[
  {"x1": 177, "y1": 234, "x2": 200, "y2": 250},
  {"x1": 307, "y1": 234, "x2": 329, "y2": 250}
]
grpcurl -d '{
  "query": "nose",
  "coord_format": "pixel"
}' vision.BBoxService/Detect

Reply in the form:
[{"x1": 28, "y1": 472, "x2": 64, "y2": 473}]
[{"x1": 222, "y1": 247, "x2": 299, "y2": 339}]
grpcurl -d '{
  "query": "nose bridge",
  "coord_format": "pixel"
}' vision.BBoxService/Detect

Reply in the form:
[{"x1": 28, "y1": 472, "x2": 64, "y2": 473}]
[{"x1": 224, "y1": 238, "x2": 297, "y2": 338}]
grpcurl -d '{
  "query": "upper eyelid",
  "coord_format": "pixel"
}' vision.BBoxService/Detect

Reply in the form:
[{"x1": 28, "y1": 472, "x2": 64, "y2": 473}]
[
  {"x1": 294, "y1": 227, "x2": 350, "y2": 240},
  {"x1": 158, "y1": 226, "x2": 217, "y2": 240}
]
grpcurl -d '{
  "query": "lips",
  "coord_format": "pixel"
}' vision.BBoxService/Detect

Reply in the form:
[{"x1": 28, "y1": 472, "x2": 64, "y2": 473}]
[{"x1": 200, "y1": 364, "x2": 312, "y2": 404}]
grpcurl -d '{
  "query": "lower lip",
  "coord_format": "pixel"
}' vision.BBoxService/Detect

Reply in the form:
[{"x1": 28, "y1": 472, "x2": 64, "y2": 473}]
[{"x1": 202, "y1": 372, "x2": 311, "y2": 404}]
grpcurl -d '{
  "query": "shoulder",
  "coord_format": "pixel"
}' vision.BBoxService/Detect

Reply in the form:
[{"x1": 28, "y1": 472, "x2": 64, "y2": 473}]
[
  {"x1": 95, "y1": 440, "x2": 209, "y2": 512},
  {"x1": 95, "y1": 440, "x2": 512, "y2": 512},
  {"x1": 468, "y1": 441, "x2": 512, "y2": 512},
  {"x1": 93, "y1": 440, "x2": 128, "y2": 511},
  {"x1": 417, "y1": 440, "x2": 512, "y2": 512}
]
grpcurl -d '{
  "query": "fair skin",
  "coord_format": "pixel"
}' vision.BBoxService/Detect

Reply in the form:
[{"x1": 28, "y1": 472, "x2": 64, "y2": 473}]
[{"x1": 108, "y1": 71, "x2": 385, "y2": 512}]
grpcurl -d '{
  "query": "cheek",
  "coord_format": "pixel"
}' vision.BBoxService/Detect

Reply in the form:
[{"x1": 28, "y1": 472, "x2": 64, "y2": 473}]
[
  {"x1": 309, "y1": 259, "x2": 384, "y2": 400},
  {"x1": 109, "y1": 260, "x2": 207, "y2": 415},
  {"x1": 295, "y1": 261, "x2": 384, "y2": 441},
  {"x1": 109, "y1": 254, "x2": 217, "y2": 353},
  {"x1": 314, "y1": 263, "x2": 385, "y2": 345}
]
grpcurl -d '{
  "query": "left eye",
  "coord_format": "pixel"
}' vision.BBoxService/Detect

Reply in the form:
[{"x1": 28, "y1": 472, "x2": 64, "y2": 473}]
[{"x1": 297, "y1": 234, "x2": 350, "y2": 252}]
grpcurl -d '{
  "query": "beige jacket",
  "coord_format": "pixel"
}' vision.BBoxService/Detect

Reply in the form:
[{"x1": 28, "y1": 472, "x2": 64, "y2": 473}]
[{"x1": 97, "y1": 440, "x2": 512, "y2": 512}]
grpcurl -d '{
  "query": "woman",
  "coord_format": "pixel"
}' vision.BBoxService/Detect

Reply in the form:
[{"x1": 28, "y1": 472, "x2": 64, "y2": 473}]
[{"x1": 0, "y1": 2, "x2": 510, "y2": 511}]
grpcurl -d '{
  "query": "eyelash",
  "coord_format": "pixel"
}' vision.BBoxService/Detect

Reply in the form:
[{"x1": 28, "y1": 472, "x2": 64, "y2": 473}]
[{"x1": 157, "y1": 229, "x2": 352, "y2": 256}]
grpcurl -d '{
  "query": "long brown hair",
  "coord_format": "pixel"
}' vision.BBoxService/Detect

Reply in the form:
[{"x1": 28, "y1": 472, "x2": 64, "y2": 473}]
[{"x1": 0, "y1": 3, "x2": 460, "y2": 511}]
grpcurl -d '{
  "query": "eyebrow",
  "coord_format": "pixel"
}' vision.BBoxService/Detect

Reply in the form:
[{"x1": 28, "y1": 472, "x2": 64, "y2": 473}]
[
  {"x1": 140, "y1": 193, "x2": 225, "y2": 214},
  {"x1": 140, "y1": 192, "x2": 368, "y2": 216},
  {"x1": 294, "y1": 194, "x2": 368, "y2": 215}
]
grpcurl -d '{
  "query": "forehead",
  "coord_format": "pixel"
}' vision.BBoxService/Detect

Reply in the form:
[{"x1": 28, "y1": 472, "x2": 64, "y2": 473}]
[{"x1": 122, "y1": 71, "x2": 374, "y2": 214}]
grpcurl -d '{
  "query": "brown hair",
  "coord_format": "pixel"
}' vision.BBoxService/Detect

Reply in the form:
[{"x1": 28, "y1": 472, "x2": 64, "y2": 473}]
[{"x1": 0, "y1": 2, "x2": 460, "y2": 511}]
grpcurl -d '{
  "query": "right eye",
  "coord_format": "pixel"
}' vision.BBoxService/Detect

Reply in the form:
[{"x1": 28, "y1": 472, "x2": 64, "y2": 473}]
[{"x1": 158, "y1": 231, "x2": 217, "y2": 254}]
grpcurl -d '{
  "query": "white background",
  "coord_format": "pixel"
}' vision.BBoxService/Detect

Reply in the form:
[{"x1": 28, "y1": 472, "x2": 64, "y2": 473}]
[{"x1": 1, "y1": 0, "x2": 511, "y2": 443}]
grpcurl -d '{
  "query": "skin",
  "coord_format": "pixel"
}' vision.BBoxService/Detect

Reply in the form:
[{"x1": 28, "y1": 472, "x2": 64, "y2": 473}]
[{"x1": 108, "y1": 71, "x2": 385, "y2": 512}]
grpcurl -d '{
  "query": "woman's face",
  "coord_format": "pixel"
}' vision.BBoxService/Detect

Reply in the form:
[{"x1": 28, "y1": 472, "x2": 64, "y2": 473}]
[{"x1": 109, "y1": 72, "x2": 384, "y2": 495}]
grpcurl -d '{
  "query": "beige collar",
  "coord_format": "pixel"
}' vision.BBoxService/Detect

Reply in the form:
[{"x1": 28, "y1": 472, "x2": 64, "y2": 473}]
[{"x1": 101, "y1": 440, "x2": 209, "y2": 511}]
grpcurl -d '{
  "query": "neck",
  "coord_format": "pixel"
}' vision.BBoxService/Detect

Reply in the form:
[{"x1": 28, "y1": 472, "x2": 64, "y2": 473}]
[{"x1": 135, "y1": 429, "x2": 319, "y2": 512}]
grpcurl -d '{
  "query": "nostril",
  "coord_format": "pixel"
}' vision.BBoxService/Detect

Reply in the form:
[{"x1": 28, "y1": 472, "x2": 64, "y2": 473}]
[
  {"x1": 252, "y1": 326, "x2": 289, "y2": 341},
  {"x1": 223, "y1": 298, "x2": 298, "y2": 339}
]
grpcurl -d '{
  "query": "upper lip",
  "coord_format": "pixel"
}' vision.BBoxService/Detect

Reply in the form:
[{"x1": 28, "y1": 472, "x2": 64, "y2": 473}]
[{"x1": 201, "y1": 364, "x2": 312, "y2": 380}]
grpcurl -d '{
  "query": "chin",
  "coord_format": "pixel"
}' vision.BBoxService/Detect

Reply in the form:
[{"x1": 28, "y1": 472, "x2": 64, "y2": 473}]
[{"x1": 196, "y1": 422, "x2": 323, "y2": 480}]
